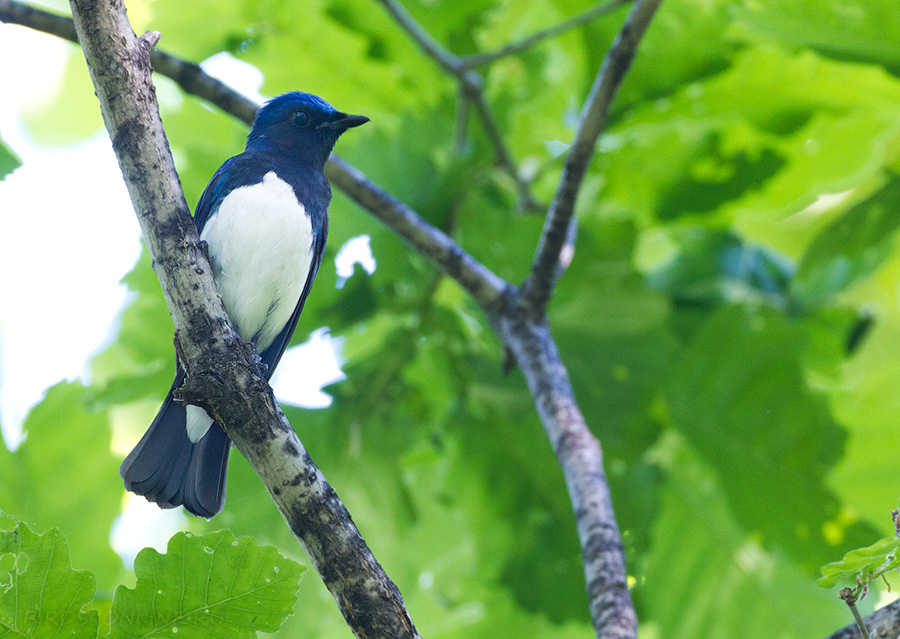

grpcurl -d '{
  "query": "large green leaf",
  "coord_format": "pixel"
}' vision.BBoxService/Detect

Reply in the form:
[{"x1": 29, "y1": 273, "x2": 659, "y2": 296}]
[
  {"x1": 0, "y1": 382, "x2": 123, "y2": 588},
  {"x1": 792, "y1": 174, "x2": 900, "y2": 307},
  {"x1": 109, "y1": 530, "x2": 303, "y2": 639},
  {"x1": 597, "y1": 46, "x2": 900, "y2": 226},
  {"x1": 638, "y1": 436, "x2": 849, "y2": 638},
  {"x1": 0, "y1": 523, "x2": 98, "y2": 639},
  {"x1": 665, "y1": 305, "x2": 876, "y2": 568},
  {"x1": 735, "y1": 0, "x2": 900, "y2": 72}
]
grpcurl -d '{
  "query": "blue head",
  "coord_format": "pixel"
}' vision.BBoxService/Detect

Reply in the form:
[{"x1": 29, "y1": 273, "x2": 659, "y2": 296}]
[{"x1": 246, "y1": 92, "x2": 369, "y2": 167}]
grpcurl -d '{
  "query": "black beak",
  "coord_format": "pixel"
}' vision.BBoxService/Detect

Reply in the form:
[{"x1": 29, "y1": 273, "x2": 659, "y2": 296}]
[{"x1": 321, "y1": 113, "x2": 370, "y2": 130}]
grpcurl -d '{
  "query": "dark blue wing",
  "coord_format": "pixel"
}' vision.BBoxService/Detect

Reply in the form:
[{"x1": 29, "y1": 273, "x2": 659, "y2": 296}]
[{"x1": 194, "y1": 156, "x2": 248, "y2": 233}]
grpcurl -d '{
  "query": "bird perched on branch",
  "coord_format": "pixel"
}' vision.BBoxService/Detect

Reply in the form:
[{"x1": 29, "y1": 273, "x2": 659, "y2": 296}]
[{"x1": 120, "y1": 92, "x2": 369, "y2": 518}]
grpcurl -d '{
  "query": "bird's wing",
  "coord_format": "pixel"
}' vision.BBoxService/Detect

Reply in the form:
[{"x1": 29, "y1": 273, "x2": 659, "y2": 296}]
[
  {"x1": 194, "y1": 157, "x2": 236, "y2": 233},
  {"x1": 258, "y1": 211, "x2": 329, "y2": 377}
]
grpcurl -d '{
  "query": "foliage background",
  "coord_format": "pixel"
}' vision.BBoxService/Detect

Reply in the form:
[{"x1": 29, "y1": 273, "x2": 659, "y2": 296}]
[{"x1": 2, "y1": 0, "x2": 900, "y2": 637}]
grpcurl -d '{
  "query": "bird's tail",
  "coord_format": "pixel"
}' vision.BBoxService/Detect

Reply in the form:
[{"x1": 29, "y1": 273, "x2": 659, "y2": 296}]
[{"x1": 119, "y1": 385, "x2": 230, "y2": 518}]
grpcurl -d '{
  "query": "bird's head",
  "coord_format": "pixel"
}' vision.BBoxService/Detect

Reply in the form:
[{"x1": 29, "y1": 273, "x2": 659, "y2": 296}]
[{"x1": 246, "y1": 92, "x2": 369, "y2": 166}]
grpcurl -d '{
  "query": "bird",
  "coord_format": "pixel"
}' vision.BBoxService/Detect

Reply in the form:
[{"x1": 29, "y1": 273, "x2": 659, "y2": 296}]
[{"x1": 119, "y1": 92, "x2": 369, "y2": 518}]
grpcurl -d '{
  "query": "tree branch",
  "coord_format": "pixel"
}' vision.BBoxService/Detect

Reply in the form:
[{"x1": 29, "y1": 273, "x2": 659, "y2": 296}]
[
  {"x1": 63, "y1": 0, "x2": 418, "y2": 636},
  {"x1": 459, "y1": 0, "x2": 633, "y2": 68},
  {"x1": 374, "y1": 0, "x2": 539, "y2": 211},
  {"x1": 498, "y1": 316, "x2": 636, "y2": 639},
  {"x1": 520, "y1": 0, "x2": 664, "y2": 316}
]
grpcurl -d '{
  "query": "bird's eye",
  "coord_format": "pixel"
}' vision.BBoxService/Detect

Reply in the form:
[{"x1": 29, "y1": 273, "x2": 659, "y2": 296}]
[{"x1": 294, "y1": 111, "x2": 310, "y2": 127}]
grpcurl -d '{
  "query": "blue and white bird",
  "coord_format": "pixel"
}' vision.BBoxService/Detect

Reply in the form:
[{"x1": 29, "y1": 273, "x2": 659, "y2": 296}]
[{"x1": 120, "y1": 92, "x2": 369, "y2": 518}]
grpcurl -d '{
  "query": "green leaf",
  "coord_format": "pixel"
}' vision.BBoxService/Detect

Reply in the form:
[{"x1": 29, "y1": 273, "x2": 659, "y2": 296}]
[
  {"x1": 0, "y1": 382, "x2": 124, "y2": 588},
  {"x1": 639, "y1": 436, "x2": 848, "y2": 638},
  {"x1": 817, "y1": 536, "x2": 900, "y2": 588},
  {"x1": 665, "y1": 305, "x2": 876, "y2": 568},
  {"x1": 109, "y1": 531, "x2": 304, "y2": 639},
  {"x1": 0, "y1": 137, "x2": 21, "y2": 180},
  {"x1": 0, "y1": 523, "x2": 99, "y2": 639},
  {"x1": 735, "y1": 0, "x2": 900, "y2": 72},
  {"x1": 792, "y1": 174, "x2": 900, "y2": 307},
  {"x1": 647, "y1": 227, "x2": 794, "y2": 309},
  {"x1": 598, "y1": 46, "x2": 900, "y2": 226}
]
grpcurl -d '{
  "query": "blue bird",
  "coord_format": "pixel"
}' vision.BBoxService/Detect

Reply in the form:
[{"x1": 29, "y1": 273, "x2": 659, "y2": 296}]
[{"x1": 120, "y1": 92, "x2": 369, "y2": 518}]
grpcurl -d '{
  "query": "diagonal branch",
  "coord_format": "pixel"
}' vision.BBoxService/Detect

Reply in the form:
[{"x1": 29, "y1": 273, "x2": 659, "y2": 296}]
[
  {"x1": 374, "y1": 0, "x2": 539, "y2": 211},
  {"x1": 459, "y1": 0, "x2": 633, "y2": 68},
  {"x1": 520, "y1": 0, "x2": 664, "y2": 317},
  {"x1": 62, "y1": 0, "x2": 419, "y2": 636}
]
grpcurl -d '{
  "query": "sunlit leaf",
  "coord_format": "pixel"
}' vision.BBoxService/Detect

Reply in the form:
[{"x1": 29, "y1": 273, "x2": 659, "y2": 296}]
[
  {"x1": 108, "y1": 531, "x2": 303, "y2": 639},
  {"x1": 0, "y1": 523, "x2": 99, "y2": 639},
  {"x1": 817, "y1": 536, "x2": 900, "y2": 588}
]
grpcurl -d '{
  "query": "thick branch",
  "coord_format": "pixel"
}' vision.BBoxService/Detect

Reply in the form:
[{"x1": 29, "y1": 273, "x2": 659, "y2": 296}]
[
  {"x1": 460, "y1": 0, "x2": 633, "y2": 68},
  {"x1": 64, "y1": 0, "x2": 418, "y2": 636},
  {"x1": 521, "y1": 0, "x2": 664, "y2": 316},
  {"x1": 500, "y1": 316, "x2": 635, "y2": 638}
]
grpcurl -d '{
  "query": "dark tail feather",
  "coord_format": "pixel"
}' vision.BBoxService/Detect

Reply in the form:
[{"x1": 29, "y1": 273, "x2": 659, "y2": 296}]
[
  {"x1": 120, "y1": 388, "x2": 231, "y2": 518},
  {"x1": 182, "y1": 425, "x2": 230, "y2": 518}
]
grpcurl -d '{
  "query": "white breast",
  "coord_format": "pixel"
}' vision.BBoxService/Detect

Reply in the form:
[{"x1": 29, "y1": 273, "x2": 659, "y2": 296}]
[{"x1": 201, "y1": 171, "x2": 314, "y2": 353}]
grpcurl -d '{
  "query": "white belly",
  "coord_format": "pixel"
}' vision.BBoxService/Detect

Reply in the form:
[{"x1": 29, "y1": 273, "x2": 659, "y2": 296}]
[
  {"x1": 201, "y1": 171, "x2": 314, "y2": 352},
  {"x1": 187, "y1": 171, "x2": 313, "y2": 444}
]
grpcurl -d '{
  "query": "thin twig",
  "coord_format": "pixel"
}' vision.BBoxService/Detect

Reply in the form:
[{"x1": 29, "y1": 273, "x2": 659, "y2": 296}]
[
  {"x1": 498, "y1": 317, "x2": 637, "y2": 638},
  {"x1": 460, "y1": 0, "x2": 633, "y2": 68},
  {"x1": 374, "y1": 0, "x2": 539, "y2": 210},
  {"x1": 839, "y1": 589, "x2": 872, "y2": 639},
  {"x1": 520, "y1": 0, "x2": 665, "y2": 316},
  {"x1": 453, "y1": 88, "x2": 470, "y2": 152},
  {"x1": 326, "y1": 156, "x2": 511, "y2": 313}
]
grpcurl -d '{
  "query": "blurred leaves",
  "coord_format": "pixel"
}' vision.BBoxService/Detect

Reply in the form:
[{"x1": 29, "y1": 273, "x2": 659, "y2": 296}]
[
  {"x1": 0, "y1": 136, "x2": 21, "y2": 179},
  {"x1": 20, "y1": 50, "x2": 105, "y2": 145},
  {"x1": 792, "y1": 174, "x2": 900, "y2": 307},
  {"x1": 734, "y1": 0, "x2": 900, "y2": 72},
  {"x1": 639, "y1": 437, "x2": 848, "y2": 638},
  {"x1": 9, "y1": 0, "x2": 900, "y2": 637},
  {"x1": 0, "y1": 382, "x2": 124, "y2": 589}
]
